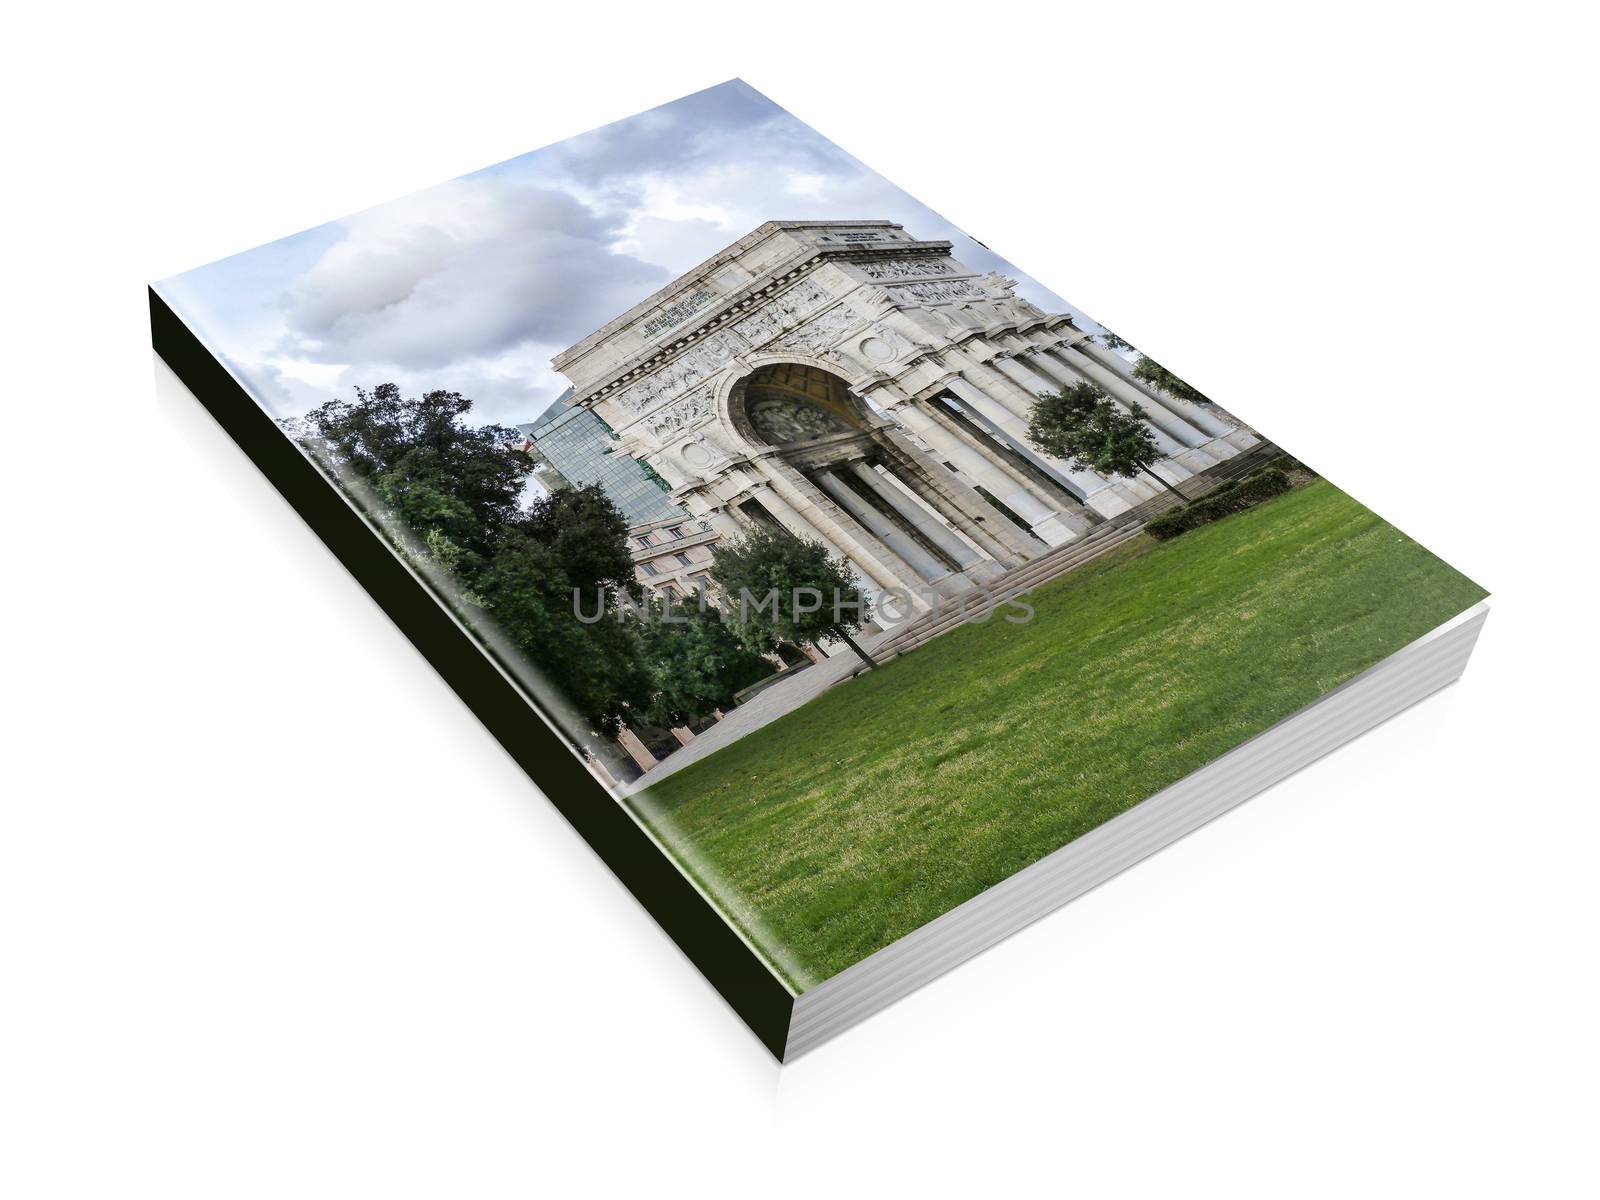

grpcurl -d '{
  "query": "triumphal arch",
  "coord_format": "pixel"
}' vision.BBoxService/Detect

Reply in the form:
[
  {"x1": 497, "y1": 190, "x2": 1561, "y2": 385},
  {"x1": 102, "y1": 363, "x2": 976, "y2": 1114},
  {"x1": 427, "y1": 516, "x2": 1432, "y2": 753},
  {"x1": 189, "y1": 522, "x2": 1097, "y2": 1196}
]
[{"x1": 553, "y1": 221, "x2": 1257, "y2": 614}]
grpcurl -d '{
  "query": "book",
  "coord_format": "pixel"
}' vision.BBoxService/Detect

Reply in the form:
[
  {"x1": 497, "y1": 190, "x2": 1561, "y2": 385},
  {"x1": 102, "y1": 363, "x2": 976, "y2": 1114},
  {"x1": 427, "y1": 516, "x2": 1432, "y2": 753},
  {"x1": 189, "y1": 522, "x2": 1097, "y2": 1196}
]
[{"x1": 150, "y1": 79, "x2": 1488, "y2": 1060}]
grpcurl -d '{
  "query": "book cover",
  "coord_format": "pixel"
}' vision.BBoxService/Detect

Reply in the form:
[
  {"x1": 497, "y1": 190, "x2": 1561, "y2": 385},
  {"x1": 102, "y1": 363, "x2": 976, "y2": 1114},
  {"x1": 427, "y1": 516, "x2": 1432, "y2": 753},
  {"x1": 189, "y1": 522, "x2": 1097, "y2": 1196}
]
[{"x1": 151, "y1": 79, "x2": 1487, "y2": 1058}]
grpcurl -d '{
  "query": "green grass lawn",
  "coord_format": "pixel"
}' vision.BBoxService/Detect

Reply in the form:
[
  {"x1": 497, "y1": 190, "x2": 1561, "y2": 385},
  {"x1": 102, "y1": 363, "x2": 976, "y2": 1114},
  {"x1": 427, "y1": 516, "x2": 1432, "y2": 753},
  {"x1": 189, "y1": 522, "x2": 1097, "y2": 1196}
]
[{"x1": 630, "y1": 481, "x2": 1487, "y2": 992}]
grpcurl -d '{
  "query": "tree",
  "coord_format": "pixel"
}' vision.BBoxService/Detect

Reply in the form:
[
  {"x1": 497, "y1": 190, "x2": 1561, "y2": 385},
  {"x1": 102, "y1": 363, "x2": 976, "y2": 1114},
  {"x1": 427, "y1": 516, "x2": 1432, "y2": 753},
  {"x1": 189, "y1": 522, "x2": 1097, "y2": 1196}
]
[
  {"x1": 295, "y1": 385, "x2": 653, "y2": 736},
  {"x1": 297, "y1": 384, "x2": 531, "y2": 569},
  {"x1": 710, "y1": 525, "x2": 878, "y2": 668},
  {"x1": 636, "y1": 597, "x2": 775, "y2": 728},
  {"x1": 1096, "y1": 330, "x2": 1214, "y2": 409},
  {"x1": 1027, "y1": 382, "x2": 1189, "y2": 504},
  {"x1": 1131, "y1": 356, "x2": 1213, "y2": 409},
  {"x1": 471, "y1": 520, "x2": 653, "y2": 737}
]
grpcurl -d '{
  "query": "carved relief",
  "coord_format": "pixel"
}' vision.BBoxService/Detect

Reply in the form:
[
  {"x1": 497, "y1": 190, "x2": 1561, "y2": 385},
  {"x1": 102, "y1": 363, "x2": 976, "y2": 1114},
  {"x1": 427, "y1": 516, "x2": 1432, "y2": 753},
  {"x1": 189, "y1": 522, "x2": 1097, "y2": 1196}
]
[
  {"x1": 894, "y1": 279, "x2": 987, "y2": 304},
  {"x1": 615, "y1": 329, "x2": 746, "y2": 414},
  {"x1": 642, "y1": 385, "x2": 717, "y2": 439},
  {"x1": 746, "y1": 396, "x2": 851, "y2": 445},
  {"x1": 856, "y1": 258, "x2": 956, "y2": 281},
  {"x1": 774, "y1": 304, "x2": 861, "y2": 357},
  {"x1": 848, "y1": 323, "x2": 923, "y2": 368},
  {"x1": 730, "y1": 277, "x2": 832, "y2": 348},
  {"x1": 857, "y1": 336, "x2": 895, "y2": 364}
]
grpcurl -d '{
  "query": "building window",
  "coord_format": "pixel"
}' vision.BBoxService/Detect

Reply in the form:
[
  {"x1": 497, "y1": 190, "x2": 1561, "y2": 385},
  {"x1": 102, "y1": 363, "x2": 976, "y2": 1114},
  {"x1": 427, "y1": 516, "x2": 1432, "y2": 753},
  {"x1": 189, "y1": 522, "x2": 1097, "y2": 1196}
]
[
  {"x1": 674, "y1": 553, "x2": 693, "y2": 567},
  {"x1": 635, "y1": 534, "x2": 653, "y2": 549},
  {"x1": 640, "y1": 562, "x2": 658, "y2": 577},
  {"x1": 667, "y1": 525, "x2": 684, "y2": 538}
]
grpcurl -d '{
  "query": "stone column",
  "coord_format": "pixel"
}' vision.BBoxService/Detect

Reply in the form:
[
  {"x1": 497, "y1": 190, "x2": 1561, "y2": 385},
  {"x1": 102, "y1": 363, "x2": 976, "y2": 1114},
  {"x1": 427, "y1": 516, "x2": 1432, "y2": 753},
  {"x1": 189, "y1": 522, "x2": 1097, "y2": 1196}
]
[
  {"x1": 989, "y1": 353, "x2": 1061, "y2": 404},
  {"x1": 873, "y1": 431, "x2": 1038, "y2": 566},
  {"x1": 886, "y1": 395, "x2": 1051, "y2": 518},
  {"x1": 942, "y1": 350, "x2": 1156, "y2": 501},
  {"x1": 814, "y1": 467, "x2": 964, "y2": 594},
  {"x1": 1071, "y1": 339, "x2": 1234, "y2": 439},
  {"x1": 943, "y1": 374, "x2": 1149, "y2": 514},
  {"x1": 1018, "y1": 345, "x2": 1196, "y2": 461},
  {"x1": 753, "y1": 471, "x2": 930, "y2": 618},
  {"x1": 848, "y1": 460, "x2": 987, "y2": 574},
  {"x1": 1046, "y1": 340, "x2": 1214, "y2": 454},
  {"x1": 704, "y1": 507, "x2": 744, "y2": 540}
]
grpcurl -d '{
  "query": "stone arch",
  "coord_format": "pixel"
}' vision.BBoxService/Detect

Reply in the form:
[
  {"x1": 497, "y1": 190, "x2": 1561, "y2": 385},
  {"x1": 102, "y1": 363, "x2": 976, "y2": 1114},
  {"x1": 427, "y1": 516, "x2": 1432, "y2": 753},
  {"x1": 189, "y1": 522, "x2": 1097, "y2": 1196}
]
[{"x1": 713, "y1": 353, "x2": 878, "y2": 453}]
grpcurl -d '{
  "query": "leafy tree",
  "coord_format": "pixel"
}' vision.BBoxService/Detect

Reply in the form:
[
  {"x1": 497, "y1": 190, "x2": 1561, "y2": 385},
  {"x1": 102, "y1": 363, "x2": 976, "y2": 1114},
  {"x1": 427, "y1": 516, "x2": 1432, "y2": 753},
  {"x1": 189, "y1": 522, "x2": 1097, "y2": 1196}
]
[
  {"x1": 637, "y1": 597, "x2": 775, "y2": 728},
  {"x1": 1095, "y1": 330, "x2": 1214, "y2": 408},
  {"x1": 1027, "y1": 382, "x2": 1189, "y2": 503},
  {"x1": 510, "y1": 483, "x2": 641, "y2": 610},
  {"x1": 472, "y1": 520, "x2": 653, "y2": 737},
  {"x1": 297, "y1": 384, "x2": 532, "y2": 567},
  {"x1": 295, "y1": 385, "x2": 652, "y2": 736},
  {"x1": 710, "y1": 525, "x2": 878, "y2": 668},
  {"x1": 1131, "y1": 356, "x2": 1213, "y2": 408}
]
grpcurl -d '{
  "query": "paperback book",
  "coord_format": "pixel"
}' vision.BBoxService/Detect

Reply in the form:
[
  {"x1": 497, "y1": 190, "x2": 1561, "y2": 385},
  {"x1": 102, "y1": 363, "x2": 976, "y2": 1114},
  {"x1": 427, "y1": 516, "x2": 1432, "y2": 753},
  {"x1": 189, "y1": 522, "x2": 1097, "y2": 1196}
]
[{"x1": 151, "y1": 80, "x2": 1488, "y2": 1059}]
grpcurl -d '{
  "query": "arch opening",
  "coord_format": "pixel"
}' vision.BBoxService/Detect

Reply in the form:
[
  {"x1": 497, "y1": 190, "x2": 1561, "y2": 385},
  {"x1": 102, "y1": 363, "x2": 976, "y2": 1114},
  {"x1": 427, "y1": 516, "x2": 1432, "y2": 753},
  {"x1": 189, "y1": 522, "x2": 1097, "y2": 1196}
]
[{"x1": 734, "y1": 362, "x2": 869, "y2": 448}]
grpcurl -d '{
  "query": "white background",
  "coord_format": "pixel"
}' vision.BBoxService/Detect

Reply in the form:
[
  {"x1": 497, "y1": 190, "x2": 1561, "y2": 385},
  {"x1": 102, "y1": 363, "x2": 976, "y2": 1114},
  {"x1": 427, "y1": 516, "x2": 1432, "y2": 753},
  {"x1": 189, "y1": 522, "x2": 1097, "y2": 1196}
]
[{"x1": 3, "y1": 3, "x2": 1596, "y2": 1196}]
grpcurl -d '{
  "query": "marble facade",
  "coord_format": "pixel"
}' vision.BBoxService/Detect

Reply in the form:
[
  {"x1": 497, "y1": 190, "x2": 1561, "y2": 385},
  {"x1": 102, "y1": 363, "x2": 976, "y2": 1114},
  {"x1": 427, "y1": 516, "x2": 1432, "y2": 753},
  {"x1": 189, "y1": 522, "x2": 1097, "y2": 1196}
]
[{"x1": 553, "y1": 221, "x2": 1257, "y2": 621}]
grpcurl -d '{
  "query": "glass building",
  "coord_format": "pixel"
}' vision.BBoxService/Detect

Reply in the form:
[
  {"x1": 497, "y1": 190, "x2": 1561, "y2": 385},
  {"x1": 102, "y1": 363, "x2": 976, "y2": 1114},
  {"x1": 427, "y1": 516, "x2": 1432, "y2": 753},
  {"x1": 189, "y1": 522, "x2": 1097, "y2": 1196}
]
[{"x1": 518, "y1": 392, "x2": 687, "y2": 527}]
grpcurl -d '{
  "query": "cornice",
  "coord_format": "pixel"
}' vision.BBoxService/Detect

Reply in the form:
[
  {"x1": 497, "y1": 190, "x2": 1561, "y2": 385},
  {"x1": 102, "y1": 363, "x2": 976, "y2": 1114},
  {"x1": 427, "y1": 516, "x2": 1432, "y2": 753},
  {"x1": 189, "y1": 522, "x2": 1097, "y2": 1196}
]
[{"x1": 564, "y1": 239, "x2": 957, "y2": 409}]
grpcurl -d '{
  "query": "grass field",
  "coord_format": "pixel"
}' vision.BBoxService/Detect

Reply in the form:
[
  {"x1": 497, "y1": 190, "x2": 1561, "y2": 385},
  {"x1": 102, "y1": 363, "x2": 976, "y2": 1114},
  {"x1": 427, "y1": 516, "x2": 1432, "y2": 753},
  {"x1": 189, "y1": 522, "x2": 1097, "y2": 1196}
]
[{"x1": 630, "y1": 481, "x2": 1487, "y2": 991}]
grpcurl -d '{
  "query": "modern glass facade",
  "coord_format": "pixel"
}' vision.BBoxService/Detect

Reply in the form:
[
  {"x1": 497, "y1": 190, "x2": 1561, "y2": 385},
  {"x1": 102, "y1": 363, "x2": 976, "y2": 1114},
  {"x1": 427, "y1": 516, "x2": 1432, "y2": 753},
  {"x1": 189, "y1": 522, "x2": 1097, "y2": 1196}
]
[{"x1": 518, "y1": 396, "x2": 687, "y2": 528}]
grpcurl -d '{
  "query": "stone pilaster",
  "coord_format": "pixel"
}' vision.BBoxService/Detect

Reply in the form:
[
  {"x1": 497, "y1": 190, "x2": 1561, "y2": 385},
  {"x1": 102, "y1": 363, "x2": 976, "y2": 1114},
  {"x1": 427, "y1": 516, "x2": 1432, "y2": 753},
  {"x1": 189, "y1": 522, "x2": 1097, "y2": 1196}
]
[{"x1": 704, "y1": 507, "x2": 744, "y2": 540}]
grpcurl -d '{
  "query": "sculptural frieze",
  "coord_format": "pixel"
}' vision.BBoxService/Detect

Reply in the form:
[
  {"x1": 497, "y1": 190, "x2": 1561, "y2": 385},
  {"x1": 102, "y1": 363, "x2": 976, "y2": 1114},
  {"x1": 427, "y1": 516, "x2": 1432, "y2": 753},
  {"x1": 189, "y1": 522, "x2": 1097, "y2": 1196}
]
[
  {"x1": 856, "y1": 259, "x2": 956, "y2": 281},
  {"x1": 641, "y1": 385, "x2": 718, "y2": 439},
  {"x1": 730, "y1": 278, "x2": 832, "y2": 348},
  {"x1": 614, "y1": 329, "x2": 747, "y2": 414},
  {"x1": 894, "y1": 279, "x2": 988, "y2": 304},
  {"x1": 773, "y1": 304, "x2": 862, "y2": 357}
]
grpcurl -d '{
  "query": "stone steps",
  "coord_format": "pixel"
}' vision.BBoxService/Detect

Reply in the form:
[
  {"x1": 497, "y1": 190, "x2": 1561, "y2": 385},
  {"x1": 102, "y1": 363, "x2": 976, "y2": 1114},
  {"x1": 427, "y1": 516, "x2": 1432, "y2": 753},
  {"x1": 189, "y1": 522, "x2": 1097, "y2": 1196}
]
[
  {"x1": 867, "y1": 523, "x2": 1144, "y2": 659},
  {"x1": 863, "y1": 442, "x2": 1284, "y2": 662}
]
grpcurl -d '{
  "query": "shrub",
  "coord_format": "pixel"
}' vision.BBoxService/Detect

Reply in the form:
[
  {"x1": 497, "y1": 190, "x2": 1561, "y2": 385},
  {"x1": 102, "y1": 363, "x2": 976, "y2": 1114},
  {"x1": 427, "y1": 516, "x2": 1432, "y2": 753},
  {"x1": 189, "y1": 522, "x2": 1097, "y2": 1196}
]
[{"x1": 1146, "y1": 468, "x2": 1294, "y2": 539}]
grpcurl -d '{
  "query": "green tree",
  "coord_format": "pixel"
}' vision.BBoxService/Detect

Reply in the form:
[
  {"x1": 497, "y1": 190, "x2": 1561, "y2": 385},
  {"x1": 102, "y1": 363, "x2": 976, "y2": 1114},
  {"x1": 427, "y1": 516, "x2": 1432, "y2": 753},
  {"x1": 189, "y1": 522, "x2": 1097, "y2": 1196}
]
[
  {"x1": 295, "y1": 385, "x2": 653, "y2": 736},
  {"x1": 1027, "y1": 382, "x2": 1189, "y2": 504},
  {"x1": 1131, "y1": 356, "x2": 1213, "y2": 408},
  {"x1": 710, "y1": 525, "x2": 878, "y2": 668},
  {"x1": 472, "y1": 519, "x2": 653, "y2": 737},
  {"x1": 637, "y1": 597, "x2": 775, "y2": 728},
  {"x1": 297, "y1": 384, "x2": 531, "y2": 568},
  {"x1": 1096, "y1": 330, "x2": 1214, "y2": 409}
]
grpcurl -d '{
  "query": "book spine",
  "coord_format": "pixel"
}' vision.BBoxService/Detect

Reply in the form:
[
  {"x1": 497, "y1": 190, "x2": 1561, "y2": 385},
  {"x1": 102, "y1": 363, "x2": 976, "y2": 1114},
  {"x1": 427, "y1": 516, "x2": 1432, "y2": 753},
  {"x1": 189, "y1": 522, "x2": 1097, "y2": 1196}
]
[{"x1": 149, "y1": 286, "x2": 793, "y2": 1060}]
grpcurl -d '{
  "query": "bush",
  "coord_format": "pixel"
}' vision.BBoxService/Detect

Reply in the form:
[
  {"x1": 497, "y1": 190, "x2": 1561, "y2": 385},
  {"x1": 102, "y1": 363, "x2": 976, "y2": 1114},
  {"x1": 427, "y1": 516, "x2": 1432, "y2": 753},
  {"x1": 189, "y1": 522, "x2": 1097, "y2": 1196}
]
[{"x1": 1146, "y1": 468, "x2": 1294, "y2": 539}]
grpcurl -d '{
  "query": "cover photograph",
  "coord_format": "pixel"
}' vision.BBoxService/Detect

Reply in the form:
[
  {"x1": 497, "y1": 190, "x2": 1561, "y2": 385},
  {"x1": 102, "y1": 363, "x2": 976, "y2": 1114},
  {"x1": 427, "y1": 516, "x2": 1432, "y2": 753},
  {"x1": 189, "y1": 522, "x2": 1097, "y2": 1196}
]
[{"x1": 150, "y1": 79, "x2": 1488, "y2": 1058}]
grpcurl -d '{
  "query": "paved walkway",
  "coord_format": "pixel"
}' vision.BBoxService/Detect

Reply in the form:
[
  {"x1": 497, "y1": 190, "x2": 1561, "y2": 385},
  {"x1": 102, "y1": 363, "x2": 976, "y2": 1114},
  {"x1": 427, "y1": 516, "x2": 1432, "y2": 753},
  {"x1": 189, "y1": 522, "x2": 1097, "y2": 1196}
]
[{"x1": 622, "y1": 642, "x2": 877, "y2": 793}]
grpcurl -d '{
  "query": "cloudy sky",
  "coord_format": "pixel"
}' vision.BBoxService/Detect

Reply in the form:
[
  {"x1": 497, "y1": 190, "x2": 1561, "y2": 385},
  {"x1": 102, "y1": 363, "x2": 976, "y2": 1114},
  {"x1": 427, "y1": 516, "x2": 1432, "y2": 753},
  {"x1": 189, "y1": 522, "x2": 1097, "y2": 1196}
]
[{"x1": 158, "y1": 79, "x2": 1087, "y2": 429}]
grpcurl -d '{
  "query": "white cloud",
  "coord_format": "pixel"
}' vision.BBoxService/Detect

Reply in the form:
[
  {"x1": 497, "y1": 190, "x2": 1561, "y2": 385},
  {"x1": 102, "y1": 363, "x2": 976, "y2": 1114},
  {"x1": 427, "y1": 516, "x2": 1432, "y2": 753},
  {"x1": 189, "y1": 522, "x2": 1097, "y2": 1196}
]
[{"x1": 164, "y1": 80, "x2": 1090, "y2": 432}]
